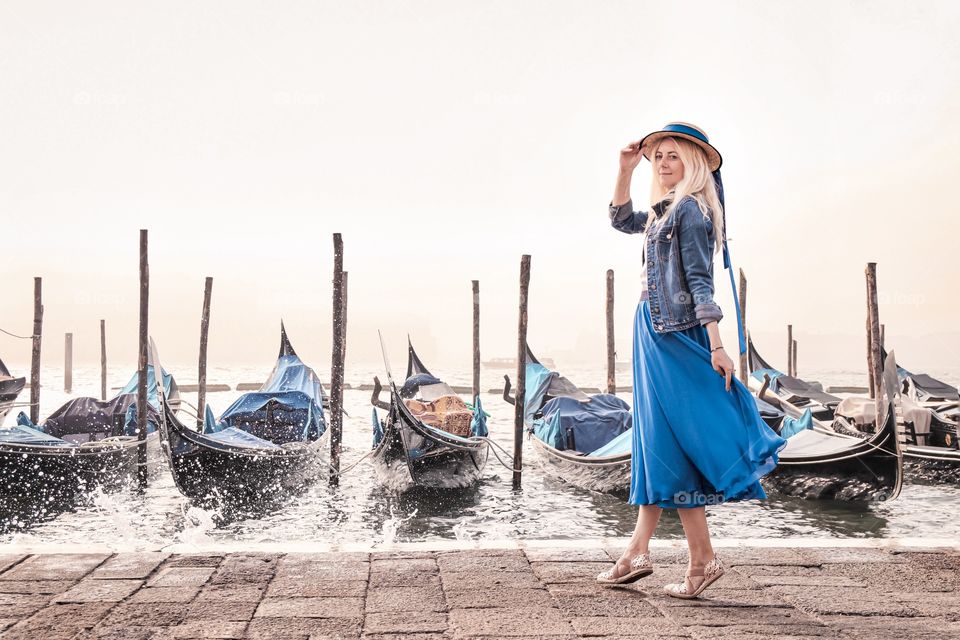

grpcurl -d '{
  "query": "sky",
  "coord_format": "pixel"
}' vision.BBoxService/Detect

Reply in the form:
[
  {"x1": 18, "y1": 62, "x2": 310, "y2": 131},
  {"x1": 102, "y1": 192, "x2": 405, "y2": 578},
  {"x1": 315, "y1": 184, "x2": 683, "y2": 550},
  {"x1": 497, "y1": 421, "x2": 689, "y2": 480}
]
[{"x1": 1, "y1": 1, "x2": 958, "y2": 379}]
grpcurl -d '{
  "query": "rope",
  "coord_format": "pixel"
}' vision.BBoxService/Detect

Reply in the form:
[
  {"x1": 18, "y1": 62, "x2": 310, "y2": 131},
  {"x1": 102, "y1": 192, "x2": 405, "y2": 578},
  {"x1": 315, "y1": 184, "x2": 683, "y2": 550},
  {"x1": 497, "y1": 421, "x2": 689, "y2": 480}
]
[
  {"x1": 477, "y1": 436, "x2": 521, "y2": 473},
  {"x1": 0, "y1": 328, "x2": 35, "y2": 339}
]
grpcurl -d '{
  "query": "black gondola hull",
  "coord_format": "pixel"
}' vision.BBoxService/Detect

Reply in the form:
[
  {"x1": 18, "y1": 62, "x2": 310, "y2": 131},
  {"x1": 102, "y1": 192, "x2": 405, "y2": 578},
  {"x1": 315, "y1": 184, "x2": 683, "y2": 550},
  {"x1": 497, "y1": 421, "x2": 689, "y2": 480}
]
[
  {"x1": 0, "y1": 435, "x2": 158, "y2": 529},
  {"x1": 530, "y1": 437, "x2": 630, "y2": 493},
  {"x1": 372, "y1": 398, "x2": 488, "y2": 492},
  {"x1": 161, "y1": 408, "x2": 328, "y2": 510}
]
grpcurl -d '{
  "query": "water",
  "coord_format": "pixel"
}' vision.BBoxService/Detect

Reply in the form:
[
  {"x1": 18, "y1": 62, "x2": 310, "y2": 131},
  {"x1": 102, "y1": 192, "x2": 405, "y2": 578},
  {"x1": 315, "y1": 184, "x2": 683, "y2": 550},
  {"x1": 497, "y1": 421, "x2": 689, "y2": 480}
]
[{"x1": 2, "y1": 362, "x2": 959, "y2": 548}]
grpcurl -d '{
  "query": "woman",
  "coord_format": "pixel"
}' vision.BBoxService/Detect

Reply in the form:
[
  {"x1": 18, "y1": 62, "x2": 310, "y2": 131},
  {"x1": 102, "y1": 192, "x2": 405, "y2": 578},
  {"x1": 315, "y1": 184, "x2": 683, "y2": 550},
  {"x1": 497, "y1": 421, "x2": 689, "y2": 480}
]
[{"x1": 596, "y1": 123, "x2": 787, "y2": 599}]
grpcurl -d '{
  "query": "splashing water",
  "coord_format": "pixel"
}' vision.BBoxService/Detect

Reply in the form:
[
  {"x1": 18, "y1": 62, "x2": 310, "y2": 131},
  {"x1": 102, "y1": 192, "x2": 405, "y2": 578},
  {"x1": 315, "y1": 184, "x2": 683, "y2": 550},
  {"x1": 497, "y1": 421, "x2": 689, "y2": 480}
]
[
  {"x1": 176, "y1": 505, "x2": 218, "y2": 547},
  {"x1": 452, "y1": 519, "x2": 475, "y2": 542},
  {"x1": 379, "y1": 507, "x2": 417, "y2": 547}
]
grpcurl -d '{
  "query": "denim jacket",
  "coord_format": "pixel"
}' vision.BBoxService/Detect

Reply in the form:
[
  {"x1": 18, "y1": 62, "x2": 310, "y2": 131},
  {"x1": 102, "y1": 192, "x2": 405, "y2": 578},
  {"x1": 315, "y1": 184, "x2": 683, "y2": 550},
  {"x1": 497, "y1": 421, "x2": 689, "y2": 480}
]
[{"x1": 610, "y1": 196, "x2": 723, "y2": 333}]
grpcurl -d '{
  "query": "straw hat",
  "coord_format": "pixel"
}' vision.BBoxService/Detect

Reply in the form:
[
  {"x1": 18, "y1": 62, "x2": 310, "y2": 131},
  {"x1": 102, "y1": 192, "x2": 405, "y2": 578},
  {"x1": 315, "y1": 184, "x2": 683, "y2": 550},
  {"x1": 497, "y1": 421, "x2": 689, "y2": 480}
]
[{"x1": 639, "y1": 122, "x2": 722, "y2": 171}]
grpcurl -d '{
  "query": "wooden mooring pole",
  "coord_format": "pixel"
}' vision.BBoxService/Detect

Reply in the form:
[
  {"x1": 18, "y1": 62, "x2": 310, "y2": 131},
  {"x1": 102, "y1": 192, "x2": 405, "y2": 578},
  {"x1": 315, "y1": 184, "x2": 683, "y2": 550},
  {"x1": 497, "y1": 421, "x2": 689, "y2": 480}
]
[
  {"x1": 792, "y1": 339, "x2": 798, "y2": 378},
  {"x1": 329, "y1": 233, "x2": 345, "y2": 485},
  {"x1": 513, "y1": 255, "x2": 531, "y2": 490},
  {"x1": 100, "y1": 320, "x2": 107, "y2": 400},
  {"x1": 738, "y1": 269, "x2": 748, "y2": 384},
  {"x1": 137, "y1": 229, "x2": 149, "y2": 490},
  {"x1": 64, "y1": 333, "x2": 73, "y2": 394},
  {"x1": 29, "y1": 277, "x2": 43, "y2": 425},
  {"x1": 341, "y1": 272, "x2": 348, "y2": 364},
  {"x1": 472, "y1": 280, "x2": 480, "y2": 399},
  {"x1": 197, "y1": 277, "x2": 213, "y2": 428},
  {"x1": 605, "y1": 270, "x2": 615, "y2": 394},
  {"x1": 786, "y1": 324, "x2": 793, "y2": 377},
  {"x1": 866, "y1": 263, "x2": 882, "y2": 399}
]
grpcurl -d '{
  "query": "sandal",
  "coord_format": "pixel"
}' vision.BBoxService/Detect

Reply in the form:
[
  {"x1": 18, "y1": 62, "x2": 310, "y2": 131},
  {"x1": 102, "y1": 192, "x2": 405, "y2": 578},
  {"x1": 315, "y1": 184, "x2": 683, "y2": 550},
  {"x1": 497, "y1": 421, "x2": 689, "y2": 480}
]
[
  {"x1": 663, "y1": 555, "x2": 724, "y2": 599},
  {"x1": 596, "y1": 552, "x2": 654, "y2": 585}
]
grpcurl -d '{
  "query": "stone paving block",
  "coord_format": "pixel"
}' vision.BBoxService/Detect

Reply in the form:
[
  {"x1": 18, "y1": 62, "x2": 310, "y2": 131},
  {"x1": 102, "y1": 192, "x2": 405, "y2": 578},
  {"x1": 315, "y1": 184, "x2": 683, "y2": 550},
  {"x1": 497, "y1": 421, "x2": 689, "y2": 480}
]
[
  {"x1": 165, "y1": 620, "x2": 247, "y2": 638},
  {"x1": 751, "y1": 575, "x2": 865, "y2": 587},
  {"x1": 439, "y1": 570, "x2": 540, "y2": 591},
  {"x1": 282, "y1": 551, "x2": 370, "y2": 564},
  {"x1": 245, "y1": 616, "x2": 362, "y2": 638},
  {"x1": 127, "y1": 586, "x2": 201, "y2": 603},
  {"x1": 818, "y1": 562, "x2": 959, "y2": 592},
  {"x1": 530, "y1": 562, "x2": 616, "y2": 584},
  {"x1": 892, "y1": 590, "x2": 960, "y2": 621},
  {"x1": 719, "y1": 548, "x2": 811, "y2": 567},
  {"x1": 734, "y1": 564, "x2": 826, "y2": 577},
  {"x1": 437, "y1": 553, "x2": 529, "y2": 573},
  {"x1": 900, "y1": 551, "x2": 960, "y2": 572},
  {"x1": 445, "y1": 586, "x2": 554, "y2": 609},
  {"x1": 210, "y1": 554, "x2": 278, "y2": 584},
  {"x1": 366, "y1": 585, "x2": 445, "y2": 613},
  {"x1": 73, "y1": 627, "x2": 162, "y2": 640},
  {"x1": 100, "y1": 602, "x2": 189, "y2": 626},
  {"x1": 256, "y1": 596, "x2": 365, "y2": 618},
  {"x1": 370, "y1": 558, "x2": 438, "y2": 575},
  {"x1": 652, "y1": 588, "x2": 793, "y2": 608},
  {"x1": 684, "y1": 623, "x2": 842, "y2": 638},
  {"x1": 0, "y1": 554, "x2": 25, "y2": 574},
  {"x1": 1, "y1": 602, "x2": 114, "y2": 640},
  {"x1": 360, "y1": 634, "x2": 446, "y2": 640},
  {"x1": 91, "y1": 553, "x2": 170, "y2": 579},
  {"x1": 659, "y1": 604, "x2": 823, "y2": 627},
  {"x1": 568, "y1": 616, "x2": 689, "y2": 637},
  {"x1": 364, "y1": 611, "x2": 447, "y2": 634},
  {"x1": 147, "y1": 566, "x2": 216, "y2": 587},
  {"x1": 186, "y1": 598, "x2": 259, "y2": 621},
  {"x1": 796, "y1": 547, "x2": 909, "y2": 565},
  {"x1": 0, "y1": 554, "x2": 109, "y2": 581},
  {"x1": 818, "y1": 613, "x2": 960, "y2": 639},
  {"x1": 370, "y1": 570, "x2": 441, "y2": 588},
  {"x1": 276, "y1": 560, "x2": 369, "y2": 581},
  {"x1": 54, "y1": 578, "x2": 143, "y2": 603},
  {"x1": 437, "y1": 548, "x2": 525, "y2": 559},
  {"x1": 166, "y1": 554, "x2": 224, "y2": 568},
  {"x1": 449, "y1": 607, "x2": 573, "y2": 637},
  {"x1": 524, "y1": 548, "x2": 611, "y2": 563},
  {"x1": 267, "y1": 578, "x2": 368, "y2": 598},
  {"x1": 369, "y1": 550, "x2": 436, "y2": 560},
  {"x1": 0, "y1": 579, "x2": 75, "y2": 594},
  {"x1": 0, "y1": 592, "x2": 51, "y2": 617},
  {"x1": 194, "y1": 582, "x2": 268, "y2": 603},
  {"x1": 770, "y1": 587, "x2": 921, "y2": 617}
]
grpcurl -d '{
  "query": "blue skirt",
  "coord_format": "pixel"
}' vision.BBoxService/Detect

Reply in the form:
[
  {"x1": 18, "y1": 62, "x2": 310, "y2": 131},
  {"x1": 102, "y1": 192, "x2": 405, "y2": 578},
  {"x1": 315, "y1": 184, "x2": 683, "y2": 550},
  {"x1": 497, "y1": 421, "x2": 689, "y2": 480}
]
[{"x1": 629, "y1": 300, "x2": 787, "y2": 508}]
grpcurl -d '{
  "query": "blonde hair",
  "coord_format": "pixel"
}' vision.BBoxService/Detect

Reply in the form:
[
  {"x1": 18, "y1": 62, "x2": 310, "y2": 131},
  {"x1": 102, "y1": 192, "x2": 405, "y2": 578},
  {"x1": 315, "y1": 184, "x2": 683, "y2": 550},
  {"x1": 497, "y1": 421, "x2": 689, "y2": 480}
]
[{"x1": 647, "y1": 136, "x2": 724, "y2": 254}]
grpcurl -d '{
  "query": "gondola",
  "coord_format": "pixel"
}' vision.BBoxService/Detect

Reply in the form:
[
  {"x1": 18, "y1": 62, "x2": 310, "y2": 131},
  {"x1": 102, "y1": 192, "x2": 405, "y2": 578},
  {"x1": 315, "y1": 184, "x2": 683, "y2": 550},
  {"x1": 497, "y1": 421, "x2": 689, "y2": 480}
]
[
  {"x1": 504, "y1": 346, "x2": 632, "y2": 493},
  {"x1": 370, "y1": 338, "x2": 488, "y2": 492},
  {"x1": 0, "y1": 357, "x2": 26, "y2": 425},
  {"x1": 750, "y1": 335, "x2": 958, "y2": 484},
  {"x1": 152, "y1": 324, "x2": 328, "y2": 511},
  {"x1": 881, "y1": 345, "x2": 960, "y2": 406},
  {"x1": 746, "y1": 336, "x2": 904, "y2": 500},
  {"x1": 0, "y1": 363, "x2": 177, "y2": 518}
]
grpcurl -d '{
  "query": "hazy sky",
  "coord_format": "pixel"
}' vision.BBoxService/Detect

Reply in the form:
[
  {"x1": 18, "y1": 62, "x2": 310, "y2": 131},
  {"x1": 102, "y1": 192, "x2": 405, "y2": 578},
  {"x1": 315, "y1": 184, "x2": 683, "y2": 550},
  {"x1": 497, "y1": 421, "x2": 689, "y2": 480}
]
[{"x1": 1, "y1": 1, "x2": 958, "y2": 378}]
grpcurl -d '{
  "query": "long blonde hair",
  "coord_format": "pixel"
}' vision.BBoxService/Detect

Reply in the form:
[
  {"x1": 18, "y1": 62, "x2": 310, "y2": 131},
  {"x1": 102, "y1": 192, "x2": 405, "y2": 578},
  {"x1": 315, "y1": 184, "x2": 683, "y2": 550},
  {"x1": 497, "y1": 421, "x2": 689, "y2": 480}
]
[{"x1": 647, "y1": 136, "x2": 725, "y2": 254}]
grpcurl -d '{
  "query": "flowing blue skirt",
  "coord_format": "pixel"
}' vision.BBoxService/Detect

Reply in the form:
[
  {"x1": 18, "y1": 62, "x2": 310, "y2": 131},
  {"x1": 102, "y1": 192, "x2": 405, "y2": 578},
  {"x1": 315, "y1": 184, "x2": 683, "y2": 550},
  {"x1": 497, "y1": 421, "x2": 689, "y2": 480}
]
[{"x1": 629, "y1": 300, "x2": 787, "y2": 508}]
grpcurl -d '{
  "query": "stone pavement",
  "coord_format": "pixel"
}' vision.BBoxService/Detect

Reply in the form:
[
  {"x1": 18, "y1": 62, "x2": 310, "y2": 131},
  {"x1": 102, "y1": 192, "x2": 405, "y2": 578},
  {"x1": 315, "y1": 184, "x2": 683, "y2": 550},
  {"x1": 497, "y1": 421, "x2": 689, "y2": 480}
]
[{"x1": 0, "y1": 545, "x2": 959, "y2": 639}]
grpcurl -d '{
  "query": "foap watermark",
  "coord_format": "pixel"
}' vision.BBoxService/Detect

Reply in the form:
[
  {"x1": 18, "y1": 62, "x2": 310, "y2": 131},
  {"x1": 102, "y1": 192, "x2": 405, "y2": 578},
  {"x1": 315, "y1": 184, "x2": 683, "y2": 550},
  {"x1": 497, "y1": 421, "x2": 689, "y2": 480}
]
[
  {"x1": 673, "y1": 490, "x2": 725, "y2": 507},
  {"x1": 876, "y1": 291, "x2": 926, "y2": 307}
]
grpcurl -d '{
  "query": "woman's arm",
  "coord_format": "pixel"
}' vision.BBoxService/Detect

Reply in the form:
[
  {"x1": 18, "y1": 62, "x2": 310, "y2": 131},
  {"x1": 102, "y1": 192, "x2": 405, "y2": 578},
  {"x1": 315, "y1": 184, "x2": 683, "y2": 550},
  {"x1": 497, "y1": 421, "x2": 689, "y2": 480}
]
[{"x1": 609, "y1": 142, "x2": 649, "y2": 234}]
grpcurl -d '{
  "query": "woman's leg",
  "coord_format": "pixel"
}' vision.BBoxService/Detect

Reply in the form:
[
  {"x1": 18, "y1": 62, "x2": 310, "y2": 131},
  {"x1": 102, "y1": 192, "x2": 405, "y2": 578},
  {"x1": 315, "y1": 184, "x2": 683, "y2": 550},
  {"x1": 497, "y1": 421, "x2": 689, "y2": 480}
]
[
  {"x1": 677, "y1": 507, "x2": 715, "y2": 588},
  {"x1": 608, "y1": 505, "x2": 662, "y2": 577}
]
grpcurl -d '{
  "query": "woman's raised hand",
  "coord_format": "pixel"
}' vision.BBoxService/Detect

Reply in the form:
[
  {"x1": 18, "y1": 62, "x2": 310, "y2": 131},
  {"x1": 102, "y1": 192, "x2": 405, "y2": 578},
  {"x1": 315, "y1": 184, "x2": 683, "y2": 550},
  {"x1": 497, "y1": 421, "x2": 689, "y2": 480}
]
[
  {"x1": 711, "y1": 347, "x2": 736, "y2": 392},
  {"x1": 619, "y1": 141, "x2": 644, "y2": 173}
]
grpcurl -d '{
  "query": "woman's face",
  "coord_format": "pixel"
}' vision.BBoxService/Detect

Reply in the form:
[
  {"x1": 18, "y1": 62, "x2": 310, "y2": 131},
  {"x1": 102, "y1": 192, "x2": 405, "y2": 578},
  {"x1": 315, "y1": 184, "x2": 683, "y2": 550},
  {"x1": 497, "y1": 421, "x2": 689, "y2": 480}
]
[{"x1": 654, "y1": 138, "x2": 684, "y2": 190}]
